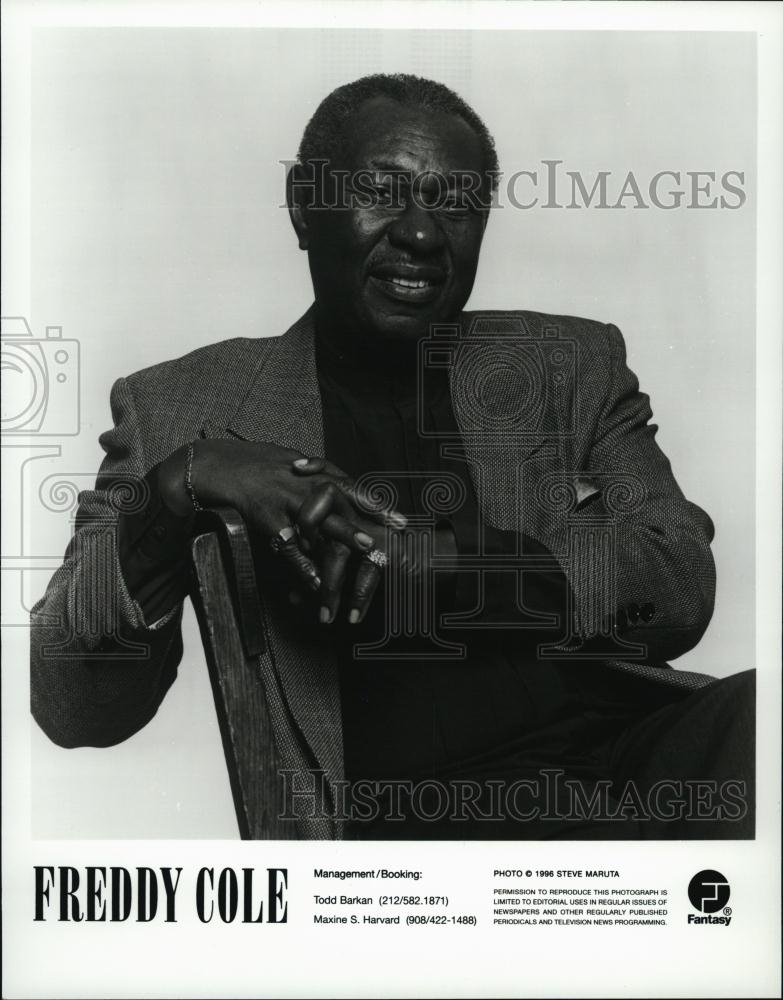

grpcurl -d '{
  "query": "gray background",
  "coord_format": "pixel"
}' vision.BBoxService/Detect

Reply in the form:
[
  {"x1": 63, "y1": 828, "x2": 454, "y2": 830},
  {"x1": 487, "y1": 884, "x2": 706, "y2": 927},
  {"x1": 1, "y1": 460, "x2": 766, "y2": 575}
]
[{"x1": 28, "y1": 28, "x2": 756, "y2": 837}]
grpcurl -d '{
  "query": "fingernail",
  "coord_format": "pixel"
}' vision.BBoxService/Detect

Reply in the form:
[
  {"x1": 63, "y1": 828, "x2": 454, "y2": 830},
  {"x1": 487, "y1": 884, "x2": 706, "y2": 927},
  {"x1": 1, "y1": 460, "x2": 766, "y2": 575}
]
[
  {"x1": 293, "y1": 458, "x2": 308, "y2": 468},
  {"x1": 348, "y1": 609, "x2": 360, "y2": 624},
  {"x1": 355, "y1": 531, "x2": 374, "y2": 549},
  {"x1": 319, "y1": 606, "x2": 331, "y2": 624},
  {"x1": 309, "y1": 575, "x2": 322, "y2": 592},
  {"x1": 389, "y1": 512, "x2": 408, "y2": 529}
]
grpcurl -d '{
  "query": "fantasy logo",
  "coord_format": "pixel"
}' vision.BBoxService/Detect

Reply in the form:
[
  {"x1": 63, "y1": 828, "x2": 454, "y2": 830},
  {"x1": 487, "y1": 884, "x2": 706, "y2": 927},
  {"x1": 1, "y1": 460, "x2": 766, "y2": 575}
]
[{"x1": 687, "y1": 870, "x2": 732, "y2": 927}]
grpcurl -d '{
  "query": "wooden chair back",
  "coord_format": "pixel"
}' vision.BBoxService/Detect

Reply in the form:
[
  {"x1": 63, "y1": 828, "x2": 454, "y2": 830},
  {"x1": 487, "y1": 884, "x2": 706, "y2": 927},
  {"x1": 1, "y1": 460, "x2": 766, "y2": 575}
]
[{"x1": 189, "y1": 508, "x2": 297, "y2": 839}]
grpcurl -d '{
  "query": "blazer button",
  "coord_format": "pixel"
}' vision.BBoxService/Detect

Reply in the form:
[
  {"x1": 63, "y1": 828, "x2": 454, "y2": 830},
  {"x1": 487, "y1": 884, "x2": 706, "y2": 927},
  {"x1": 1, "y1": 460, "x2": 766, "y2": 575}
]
[
  {"x1": 640, "y1": 602, "x2": 655, "y2": 622},
  {"x1": 626, "y1": 602, "x2": 640, "y2": 625}
]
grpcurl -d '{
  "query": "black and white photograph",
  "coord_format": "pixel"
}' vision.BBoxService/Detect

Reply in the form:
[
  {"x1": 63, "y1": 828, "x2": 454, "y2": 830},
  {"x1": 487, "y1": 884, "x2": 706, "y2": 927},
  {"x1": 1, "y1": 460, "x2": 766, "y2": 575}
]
[{"x1": 3, "y1": 2, "x2": 781, "y2": 997}]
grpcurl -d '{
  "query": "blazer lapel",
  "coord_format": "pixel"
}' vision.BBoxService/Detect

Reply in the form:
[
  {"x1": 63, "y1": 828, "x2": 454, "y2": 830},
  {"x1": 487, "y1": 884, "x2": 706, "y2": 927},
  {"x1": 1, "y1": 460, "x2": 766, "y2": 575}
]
[{"x1": 224, "y1": 306, "x2": 324, "y2": 455}]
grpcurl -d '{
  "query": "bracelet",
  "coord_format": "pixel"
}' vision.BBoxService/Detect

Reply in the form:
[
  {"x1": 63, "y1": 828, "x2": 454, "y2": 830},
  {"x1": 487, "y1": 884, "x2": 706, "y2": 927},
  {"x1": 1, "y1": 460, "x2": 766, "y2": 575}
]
[{"x1": 184, "y1": 441, "x2": 204, "y2": 512}]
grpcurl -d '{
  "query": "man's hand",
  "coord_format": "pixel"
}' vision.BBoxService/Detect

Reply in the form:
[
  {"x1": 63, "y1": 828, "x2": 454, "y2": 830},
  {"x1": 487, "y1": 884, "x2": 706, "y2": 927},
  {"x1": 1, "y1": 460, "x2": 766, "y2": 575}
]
[
  {"x1": 292, "y1": 457, "x2": 444, "y2": 626},
  {"x1": 157, "y1": 440, "x2": 404, "y2": 595}
]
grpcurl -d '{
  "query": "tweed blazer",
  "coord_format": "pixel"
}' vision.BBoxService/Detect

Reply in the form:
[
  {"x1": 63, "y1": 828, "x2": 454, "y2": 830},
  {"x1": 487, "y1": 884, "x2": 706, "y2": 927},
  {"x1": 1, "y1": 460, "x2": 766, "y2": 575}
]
[{"x1": 31, "y1": 307, "x2": 717, "y2": 837}]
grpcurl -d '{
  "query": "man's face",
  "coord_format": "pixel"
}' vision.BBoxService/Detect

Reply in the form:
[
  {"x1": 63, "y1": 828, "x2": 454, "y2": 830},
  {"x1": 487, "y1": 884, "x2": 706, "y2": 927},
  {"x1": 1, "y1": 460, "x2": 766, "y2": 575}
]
[{"x1": 300, "y1": 97, "x2": 489, "y2": 345}]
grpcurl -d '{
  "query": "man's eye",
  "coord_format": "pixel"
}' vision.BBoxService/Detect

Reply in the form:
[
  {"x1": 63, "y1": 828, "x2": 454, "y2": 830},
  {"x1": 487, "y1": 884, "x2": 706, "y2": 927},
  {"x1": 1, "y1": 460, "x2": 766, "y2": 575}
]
[
  {"x1": 372, "y1": 186, "x2": 402, "y2": 208},
  {"x1": 438, "y1": 198, "x2": 471, "y2": 215}
]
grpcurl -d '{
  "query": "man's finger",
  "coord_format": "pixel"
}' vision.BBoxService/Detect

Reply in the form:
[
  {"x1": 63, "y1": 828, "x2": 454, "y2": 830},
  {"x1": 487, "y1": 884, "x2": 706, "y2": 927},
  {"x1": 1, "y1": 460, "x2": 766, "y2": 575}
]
[
  {"x1": 296, "y1": 482, "x2": 338, "y2": 549},
  {"x1": 297, "y1": 485, "x2": 377, "y2": 552},
  {"x1": 320, "y1": 512, "x2": 376, "y2": 551},
  {"x1": 347, "y1": 557, "x2": 383, "y2": 624},
  {"x1": 318, "y1": 540, "x2": 352, "y2": 624},
  {"x1": 274, "y1": 537, "x2": 322, "y2": 593},
  {"x1": 343, "y1": 481, "x2": 408, "y2": 530},
  {"x1": 296, "y1": 482, "x2": 358, "y2": 547},
  {"x1": 291, "y1": 457, "x2": 407, "y2": 529},
  {"x1": 292, "y1": 456, "x2": 328, "y2": 475}
]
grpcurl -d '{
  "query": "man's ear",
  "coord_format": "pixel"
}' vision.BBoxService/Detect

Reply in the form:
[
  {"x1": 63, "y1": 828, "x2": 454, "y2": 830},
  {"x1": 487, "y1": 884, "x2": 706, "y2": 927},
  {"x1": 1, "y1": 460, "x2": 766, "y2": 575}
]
[{"x1": 286, "y1": 164, "x2": 310, "y2": 251}]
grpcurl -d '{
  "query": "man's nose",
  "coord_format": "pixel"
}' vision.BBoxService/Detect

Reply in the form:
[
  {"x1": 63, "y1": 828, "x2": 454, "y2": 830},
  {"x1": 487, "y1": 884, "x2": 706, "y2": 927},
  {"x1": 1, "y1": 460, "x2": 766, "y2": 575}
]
[{"x1": 387, "y1": 204, "x2": 444, "y2": 254}]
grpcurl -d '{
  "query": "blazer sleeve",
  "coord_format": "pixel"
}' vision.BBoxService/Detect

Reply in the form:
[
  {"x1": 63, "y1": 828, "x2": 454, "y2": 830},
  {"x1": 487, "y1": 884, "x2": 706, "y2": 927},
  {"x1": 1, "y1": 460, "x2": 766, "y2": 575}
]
[
  {"x1": 565, "y1": 322, "x2": 716, "y2": 662},
  {"x1": 30, "y1": 376, "x2": 186, "y2": 748}
]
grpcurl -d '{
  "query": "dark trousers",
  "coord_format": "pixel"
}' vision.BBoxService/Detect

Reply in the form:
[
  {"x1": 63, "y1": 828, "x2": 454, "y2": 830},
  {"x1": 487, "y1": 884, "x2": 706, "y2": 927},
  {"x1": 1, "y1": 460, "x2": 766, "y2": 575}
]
[
  {"x1": 606, "y1": 668, "x2": 755, "y2": 839},
  {"x1": 348, "y1": 669, "x2": 755, "y2": 840}
]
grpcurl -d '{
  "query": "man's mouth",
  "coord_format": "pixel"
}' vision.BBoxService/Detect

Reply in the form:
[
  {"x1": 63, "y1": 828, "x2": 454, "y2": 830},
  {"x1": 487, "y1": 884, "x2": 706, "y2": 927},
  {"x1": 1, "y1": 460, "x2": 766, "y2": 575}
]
[
  {"x1": 388, "y1": 276, "x2": 434, "y2": 289},
  {"x1": 368, "y1": 264, "x2": 446, "y2": 304}
]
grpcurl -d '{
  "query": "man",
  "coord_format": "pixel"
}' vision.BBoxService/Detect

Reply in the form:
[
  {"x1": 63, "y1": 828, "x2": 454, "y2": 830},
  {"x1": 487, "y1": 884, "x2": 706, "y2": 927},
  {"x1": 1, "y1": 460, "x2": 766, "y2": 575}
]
[{"x1": 31, "y1": 73, "x2": 754, "y2": 839}]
